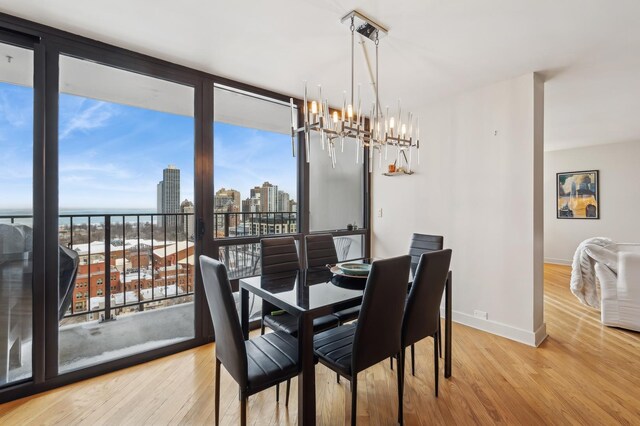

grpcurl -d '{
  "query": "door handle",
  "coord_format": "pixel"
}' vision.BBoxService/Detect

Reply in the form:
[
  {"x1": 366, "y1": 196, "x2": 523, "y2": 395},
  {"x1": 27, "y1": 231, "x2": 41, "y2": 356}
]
[{"x1": 197, "y1": 217, "x2": 205, "y2": 241}]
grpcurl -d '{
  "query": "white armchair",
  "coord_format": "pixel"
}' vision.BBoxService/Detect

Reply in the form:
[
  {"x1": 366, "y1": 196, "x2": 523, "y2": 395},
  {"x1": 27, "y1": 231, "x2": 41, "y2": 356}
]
[{"x1": 597, "y1": 244, "x2": 640, "y2": 332}]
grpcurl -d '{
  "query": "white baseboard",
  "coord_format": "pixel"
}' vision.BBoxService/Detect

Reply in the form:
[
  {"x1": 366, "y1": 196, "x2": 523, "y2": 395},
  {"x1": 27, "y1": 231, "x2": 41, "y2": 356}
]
[
  {"x1": 445, "y1": 309, "x2": 547, "y2": 347},
  {"x1": 534, "y1": 323, "x2": 548, "y2": 346},
  {"x1": 545, "y1": 257, "x2": 572, "y2": 265}
]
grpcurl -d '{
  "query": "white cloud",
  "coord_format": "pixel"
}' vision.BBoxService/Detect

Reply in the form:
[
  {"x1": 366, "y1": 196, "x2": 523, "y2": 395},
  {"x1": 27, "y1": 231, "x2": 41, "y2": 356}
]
[
  {"x1": 60, "y1": 101, "x2": 115, "y2": 140},
  {"x1": 0, "y1": 90, "x2": 31, "y2": 129}
]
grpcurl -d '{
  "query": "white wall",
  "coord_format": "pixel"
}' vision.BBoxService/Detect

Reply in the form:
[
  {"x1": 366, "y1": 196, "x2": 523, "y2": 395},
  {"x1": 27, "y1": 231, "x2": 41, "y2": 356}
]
[
  {"x1": 544, "y1": 140, "x2": 640, "y2": 264},
  {"x1": 372, "y1": 73, "x2": 546, "y2": 346}
]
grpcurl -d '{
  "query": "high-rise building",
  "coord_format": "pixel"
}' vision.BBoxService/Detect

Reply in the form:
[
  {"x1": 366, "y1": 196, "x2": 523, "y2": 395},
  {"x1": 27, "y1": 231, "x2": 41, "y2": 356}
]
[
  {"x1": 157, "y1": 165, "x2": 180, "y2": 230},
  {"x1": 180, "y1": 199, "x2": 195, "y2": 238},
  {"x1": 258, "y1": 182, "x2": 278, "y2": 212},
  {"x1": 242, "y1": 197, "x2": 260, "y2": 213},
  {"x1": 249, "y1": 186, "x2": 261, "y2": 199},
  {"x1": 156, "y1": 181, "x2": 164, "y2": 214},
  {"x1": 214, "y1": 188, "x2": 241, "y2": 211},
  {"x1": 214, "y1": 188, "x2": 241, "y2": 235},
  {"x1": 277, "y1": 190, "x2": 290, "y2": 212}
]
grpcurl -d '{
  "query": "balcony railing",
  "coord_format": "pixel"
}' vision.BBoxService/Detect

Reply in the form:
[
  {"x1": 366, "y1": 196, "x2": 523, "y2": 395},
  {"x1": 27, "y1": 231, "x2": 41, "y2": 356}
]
[
  {"x1": 0, "y1": 210, "x2": 300, "y2": 321},
  {"x1": 1, "y1": 213, "x2": 196, "y2": 323},
  {"x1": 214, "y1": 211, "x2": 297, "y2": 238}
]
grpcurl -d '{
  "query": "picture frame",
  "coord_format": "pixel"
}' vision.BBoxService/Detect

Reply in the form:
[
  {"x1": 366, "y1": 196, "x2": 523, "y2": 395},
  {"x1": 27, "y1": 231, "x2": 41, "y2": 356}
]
[{"x1": 556, "y1": 170, "x2": 599, "y2": 219}]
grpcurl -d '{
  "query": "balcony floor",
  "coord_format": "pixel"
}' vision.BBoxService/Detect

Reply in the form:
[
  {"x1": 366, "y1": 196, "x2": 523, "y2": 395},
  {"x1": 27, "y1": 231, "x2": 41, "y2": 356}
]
[{"x1": 6, "y1": 294, "x2": 262, "y2": 382}]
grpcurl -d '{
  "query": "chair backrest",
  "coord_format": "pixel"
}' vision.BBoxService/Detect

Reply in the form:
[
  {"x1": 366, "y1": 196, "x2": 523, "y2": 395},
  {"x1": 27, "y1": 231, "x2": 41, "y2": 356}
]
[
  {"x1": 261, "y1": 237, "x2": 300, "y2": 275},
  {"x1": 402, "y1": 249, "x2": 452, "y2": 346},
  {"x1": 199, "y1": 255, "x2": 248, "y2": 388},
  {"x1": 352, "y1": 255, "x2": 411, "y2": 373},
  {"x1": 409, "y1": 233, "x2": 443, "y2": 274},
  {"x1": 334, "y1": 237, "x2": 353, "y2": 262},
  {"x1": 305, "y1": 234, "x2": 339, "y2": 268}
]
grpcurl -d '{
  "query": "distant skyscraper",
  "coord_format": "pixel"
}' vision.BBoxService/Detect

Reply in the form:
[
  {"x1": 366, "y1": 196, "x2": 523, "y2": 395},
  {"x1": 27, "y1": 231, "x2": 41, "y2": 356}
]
[
  {"x1": 180, "y1": 199, "x2": 195, "y2": 238},
  {"x1": 258, "y1": 182, "x2": 278, "y2": 212},
  {"x1": 277, "y1": 190, "x2": 290, "y2": 212},
  {"x1": 156, "y1": 181, "x2": 164, "y2": 214},
  {"x1": 242, "y1": 197, "x2": 260, "y2": 213},
  {"x1": 214, "y1": 188, "x2": 241, "y2": 211},
  {"x1": 158, "y1": 165, "x2": 180, "y2": 230}
]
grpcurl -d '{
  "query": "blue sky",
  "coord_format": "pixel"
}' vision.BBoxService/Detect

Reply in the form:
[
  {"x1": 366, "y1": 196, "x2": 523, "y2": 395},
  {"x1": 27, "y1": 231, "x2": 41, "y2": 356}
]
[{"x1": 0, "y1": 82, "x2": 296, "y2": 212}]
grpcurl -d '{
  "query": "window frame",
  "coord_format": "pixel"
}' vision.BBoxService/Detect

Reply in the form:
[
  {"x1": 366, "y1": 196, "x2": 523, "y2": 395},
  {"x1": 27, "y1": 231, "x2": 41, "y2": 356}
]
[{"x1": 0, "y1": 10, "x2": 370, "y2": 403}]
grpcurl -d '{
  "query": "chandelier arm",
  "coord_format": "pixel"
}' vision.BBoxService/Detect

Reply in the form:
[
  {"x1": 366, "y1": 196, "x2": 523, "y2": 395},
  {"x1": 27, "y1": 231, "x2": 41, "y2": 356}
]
[
  {"x1": 375, "y1": 30, "x2": 380, "y2": 129},
  {"x1": 351, "y1": 17, "x2": 355, "y2": 110}
]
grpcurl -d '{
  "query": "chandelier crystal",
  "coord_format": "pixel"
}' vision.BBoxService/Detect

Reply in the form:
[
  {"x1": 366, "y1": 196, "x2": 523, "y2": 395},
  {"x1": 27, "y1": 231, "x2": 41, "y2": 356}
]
[{"x1": 290, "y1": 10, "x2": 420, "y2": 174}]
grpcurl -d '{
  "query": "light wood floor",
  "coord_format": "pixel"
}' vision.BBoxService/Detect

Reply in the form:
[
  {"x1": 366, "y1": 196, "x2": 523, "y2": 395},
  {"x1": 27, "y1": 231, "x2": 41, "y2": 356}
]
[{"x1": 1, "y1": 264, "x2": 639, "y2": 425}]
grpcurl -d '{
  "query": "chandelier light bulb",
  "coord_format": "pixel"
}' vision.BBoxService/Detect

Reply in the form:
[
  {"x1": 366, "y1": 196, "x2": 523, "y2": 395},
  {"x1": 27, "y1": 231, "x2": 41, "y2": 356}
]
[
  {"x1": 347, "y1": 104, "x2": 354, "y2": 119},
  {"x1": 389, "y1": 116, "x2": 395, "y2": 130},
  {"x1": 401, "y1": 124, "x2": 406, "y2": 137},
  {"x1": 311, "y1": 101, "x2": 318, "y2": 115},
  {"x1": 332, "y1": 111, "x2": 339, "y2": 123}
]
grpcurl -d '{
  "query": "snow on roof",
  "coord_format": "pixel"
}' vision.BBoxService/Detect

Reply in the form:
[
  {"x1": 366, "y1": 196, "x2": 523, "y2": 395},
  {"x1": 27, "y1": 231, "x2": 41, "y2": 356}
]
[
  {"x1": 178, "y1": 254, "x2": 196, "y2": 266},
  {"x1": 153, "y1": 241, "x2": 194, "y2": 258}
]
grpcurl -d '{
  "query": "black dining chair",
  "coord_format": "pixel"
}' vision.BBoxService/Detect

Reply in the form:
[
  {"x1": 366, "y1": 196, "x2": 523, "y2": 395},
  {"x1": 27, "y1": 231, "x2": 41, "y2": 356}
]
[
  {"x1": 314, "y1": 255, "x2": 411, "y2": 425},
  {"x1": 260, "y1": 237, "x2": 339, "y2": 401},
  {"x1": 391, "y1": 233, "x2": 445, "y2": 373},
  {"x1": 260, "y1": 237, "x2": 339, "y2": 336},
  {"x1": 305, "y1": 234, "x2": 360, "y2": 325},
  {"x1": 199, "y1": 255, "x2": 299, "y2": 426},
  {"x1": 400, "y1": 249, "x2": 452, "y2": 400}
]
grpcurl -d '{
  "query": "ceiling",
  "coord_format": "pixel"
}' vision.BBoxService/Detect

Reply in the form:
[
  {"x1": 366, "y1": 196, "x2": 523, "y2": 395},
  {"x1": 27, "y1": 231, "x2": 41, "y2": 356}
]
[{"x1": 1, "y1": 0, "x2": 639, "y2": 151}]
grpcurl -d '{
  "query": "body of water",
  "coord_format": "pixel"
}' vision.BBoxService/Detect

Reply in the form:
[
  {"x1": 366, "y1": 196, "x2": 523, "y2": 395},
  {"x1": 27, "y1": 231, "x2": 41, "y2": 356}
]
[{"x1": 0, "y1": 209, "x2": 182, "y2": 226}]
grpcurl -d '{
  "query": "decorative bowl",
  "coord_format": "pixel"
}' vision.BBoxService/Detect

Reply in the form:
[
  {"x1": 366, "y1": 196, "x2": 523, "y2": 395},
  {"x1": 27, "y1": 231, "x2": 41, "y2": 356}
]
[{"x1": 338, "y1": 263, "x2": 371, "y2": 276}]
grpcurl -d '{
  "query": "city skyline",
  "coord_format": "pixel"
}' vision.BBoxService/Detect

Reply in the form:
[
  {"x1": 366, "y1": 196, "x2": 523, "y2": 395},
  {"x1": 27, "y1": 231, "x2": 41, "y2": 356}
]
[{"x1": 0, "y1": 82, "x2": 296, "y2": 212}]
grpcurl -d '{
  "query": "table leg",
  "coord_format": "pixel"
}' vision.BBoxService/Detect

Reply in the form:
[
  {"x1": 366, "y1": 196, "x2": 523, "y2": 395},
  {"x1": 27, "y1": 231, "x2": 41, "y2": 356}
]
[
  {"x1": 240, "y1": 287, "x2": 249, "y2": 340},
  {"x1": 445, "y1": 271, "x2": 452, "y2": 378},
  {"x1": 297, "y1": 313, "x2": 316, "y2": 425}
]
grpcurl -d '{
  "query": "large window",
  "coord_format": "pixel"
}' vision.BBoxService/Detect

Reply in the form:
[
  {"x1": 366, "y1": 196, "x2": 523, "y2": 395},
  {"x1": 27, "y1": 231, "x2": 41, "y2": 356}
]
[
  {"x1": 0, "y1": 40, "x2": 34, "y2": 387},
  {"x1": 213, "y1": 85, "x2": 297, "y2": 240},
  {"x1": 0, "y1": 15, "x2": 369, "y2": 401},
  {"x1": 213, "y1": 85, "x2": 299, "y2": 322},
  {"x1": 309, "y1": 132, "x2": 365, "y2": 231},
  {"x1": 57, "y1": 55, "x2": 196, "y2": 372}
]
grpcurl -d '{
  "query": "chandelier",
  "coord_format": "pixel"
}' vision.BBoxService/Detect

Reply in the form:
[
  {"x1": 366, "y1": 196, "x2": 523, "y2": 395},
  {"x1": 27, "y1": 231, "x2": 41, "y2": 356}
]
[{"x1": 289, "y1": 10, "x2": 420, "y2": 174}]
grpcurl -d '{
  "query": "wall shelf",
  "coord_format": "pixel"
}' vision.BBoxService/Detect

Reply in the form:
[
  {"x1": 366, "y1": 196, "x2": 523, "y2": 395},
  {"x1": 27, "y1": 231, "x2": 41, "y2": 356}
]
[{"x1": 382, "y1": 171, "x2": 414, "y2": 177}]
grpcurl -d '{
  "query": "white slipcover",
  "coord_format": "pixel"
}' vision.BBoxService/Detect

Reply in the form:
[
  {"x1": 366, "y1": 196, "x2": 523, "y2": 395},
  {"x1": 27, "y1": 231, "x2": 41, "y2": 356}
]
[{"x1": 598, "y1": 244, "x2": 640, "y2": 331}]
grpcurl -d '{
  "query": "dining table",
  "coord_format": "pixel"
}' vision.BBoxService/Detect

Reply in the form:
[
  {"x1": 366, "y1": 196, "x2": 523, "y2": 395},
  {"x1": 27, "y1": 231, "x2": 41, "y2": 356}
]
[{"x1": 239, "y1": 263, "x2": 453, "y2": 426}]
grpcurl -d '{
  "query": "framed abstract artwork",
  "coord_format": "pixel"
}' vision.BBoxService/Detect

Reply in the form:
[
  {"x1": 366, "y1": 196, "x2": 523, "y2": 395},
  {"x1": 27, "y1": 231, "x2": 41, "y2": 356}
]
[{"x1": 556, "y1": 170, "x2": 599, "y2": 219}]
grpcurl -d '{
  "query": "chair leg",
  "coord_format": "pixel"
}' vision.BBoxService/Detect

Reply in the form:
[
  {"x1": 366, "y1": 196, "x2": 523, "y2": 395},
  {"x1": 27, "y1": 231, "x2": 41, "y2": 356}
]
[
  {"x1": 240, "y1": 394, "x2": 247, "y2": 426},
  {"x1": 337, "y1": 373, "x2": 340, "y2": 384},
  {"x1": 411, "y1": 343, "x2": 416, "y2": 376},
  {"x1": 390, "y1": 356, "x2": 393, "y2": 370},
  {"x1": 351, "y1": 375, "x2": 358, "y2": 426},
  {"x1": 285, "y1": 379, "x2": 291, "y2": 406},
  {"x1": 276, "y1": 383, "x2": 279, "y2": 402},
  {"x1": 397, "y1": 350, "x2": 404, "y2": 425},
  {"x1": 434, "y1": 333, "x2": 439, "y2": 397},
  {"x1": 438, "y1": 320, "x2": 443, "y2": 358},
  {"x1": 215, "y1": 358, "x2": 221, "y2": 426},
  {"x1": 261, "y1": 321, "x2": 265, "y2": 335}
]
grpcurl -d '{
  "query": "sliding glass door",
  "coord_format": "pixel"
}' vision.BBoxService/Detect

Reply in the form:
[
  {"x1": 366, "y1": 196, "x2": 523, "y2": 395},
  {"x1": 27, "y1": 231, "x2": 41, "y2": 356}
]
[
  {"x1": 56, "y1": 54, "x2": 197, "y2": 372},
  {"x1": 0, "y1": 36, "x2": 35, "y2": 387}
]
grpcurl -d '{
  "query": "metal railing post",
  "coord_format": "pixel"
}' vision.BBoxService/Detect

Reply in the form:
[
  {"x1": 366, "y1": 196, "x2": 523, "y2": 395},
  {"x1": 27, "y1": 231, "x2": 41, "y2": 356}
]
[{"x1": 102, "y1": 215, "x2": 112, "y2": 322}]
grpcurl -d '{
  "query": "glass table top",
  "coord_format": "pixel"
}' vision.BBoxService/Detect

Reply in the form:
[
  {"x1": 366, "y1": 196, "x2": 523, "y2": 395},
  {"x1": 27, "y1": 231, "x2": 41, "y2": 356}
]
[{"x1": 240, "y1": 267, "x2": 366, "y2": 313}]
